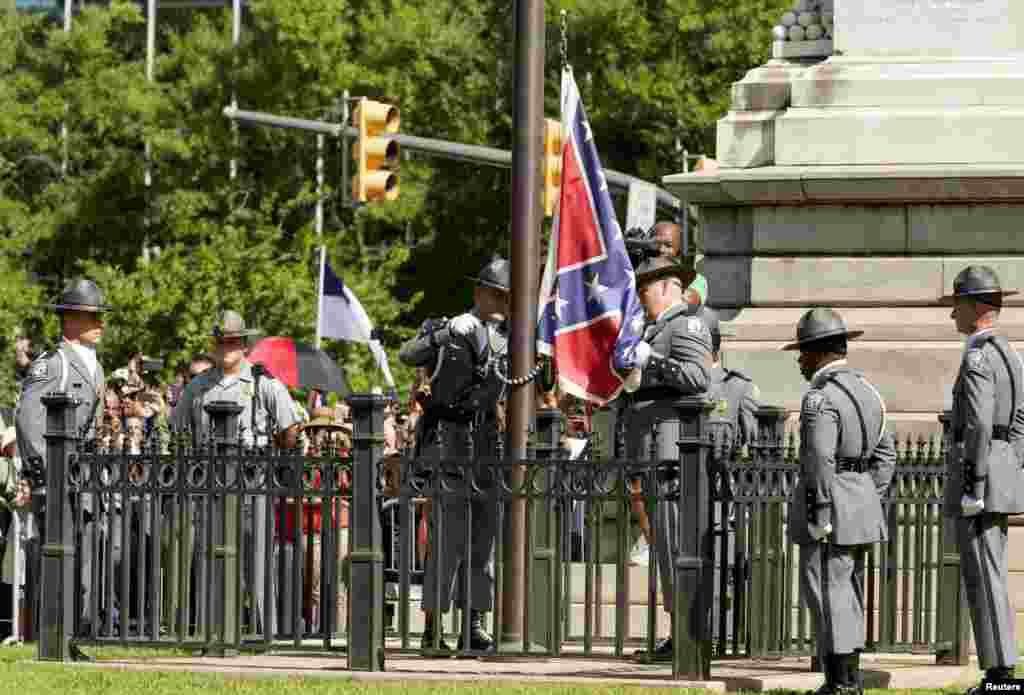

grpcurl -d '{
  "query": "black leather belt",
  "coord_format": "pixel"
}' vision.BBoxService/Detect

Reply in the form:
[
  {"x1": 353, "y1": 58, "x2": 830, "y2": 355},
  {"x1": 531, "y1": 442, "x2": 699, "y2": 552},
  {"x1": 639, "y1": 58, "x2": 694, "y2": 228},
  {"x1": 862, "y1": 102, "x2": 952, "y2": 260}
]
[
  {"x1": 836, "y1": 459, "x2": 866, "y2": 474},
  {"x1": 954, "y1": 424, "x2": 1010, "y2": 444}
]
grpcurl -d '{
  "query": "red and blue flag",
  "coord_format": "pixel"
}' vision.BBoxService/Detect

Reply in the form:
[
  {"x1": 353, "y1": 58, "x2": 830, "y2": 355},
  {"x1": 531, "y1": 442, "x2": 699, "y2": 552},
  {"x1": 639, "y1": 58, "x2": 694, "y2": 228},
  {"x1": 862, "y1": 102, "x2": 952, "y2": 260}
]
[{"x1": 537, "y1": 69, "x2": 644, "y2": 406}]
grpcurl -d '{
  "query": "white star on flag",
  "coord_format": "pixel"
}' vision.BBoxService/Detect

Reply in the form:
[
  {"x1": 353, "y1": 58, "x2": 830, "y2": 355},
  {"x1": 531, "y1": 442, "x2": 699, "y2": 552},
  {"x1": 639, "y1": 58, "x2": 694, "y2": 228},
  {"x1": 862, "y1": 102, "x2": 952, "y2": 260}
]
[
  {"x1": 583, "y1": 121, "x2": 594, "y2": 142},
  {"x1": 552, "y1": 288, "x2": 570, "y2": 320},
  {"x1": 586, "y1": 273, "x2": 609, "y2": 302}
]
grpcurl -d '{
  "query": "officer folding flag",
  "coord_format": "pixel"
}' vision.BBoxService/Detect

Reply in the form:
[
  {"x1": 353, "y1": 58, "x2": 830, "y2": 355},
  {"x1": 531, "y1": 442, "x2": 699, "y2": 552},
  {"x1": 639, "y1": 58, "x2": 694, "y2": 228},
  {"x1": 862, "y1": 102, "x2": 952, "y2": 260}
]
[
  {"x1": 537, "y1": 68, "x2": 645, "y2": 406},
  {"x1": 318, "y1": 254, "x2": 395, "y2": 388}
]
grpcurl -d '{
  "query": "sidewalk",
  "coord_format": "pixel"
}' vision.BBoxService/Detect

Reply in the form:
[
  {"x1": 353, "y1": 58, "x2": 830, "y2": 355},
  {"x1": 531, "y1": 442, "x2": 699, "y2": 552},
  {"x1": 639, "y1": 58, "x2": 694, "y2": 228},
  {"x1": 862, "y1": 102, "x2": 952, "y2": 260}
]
[{"x1": 79, "y1": 645, "x2": 982, "y2": 691}]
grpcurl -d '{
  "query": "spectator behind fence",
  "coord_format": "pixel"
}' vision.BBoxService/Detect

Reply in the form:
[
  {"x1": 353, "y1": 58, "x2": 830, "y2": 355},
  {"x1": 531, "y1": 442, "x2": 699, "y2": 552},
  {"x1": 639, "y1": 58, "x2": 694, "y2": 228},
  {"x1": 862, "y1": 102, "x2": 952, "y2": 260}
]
[{"x1": 274, "y1": 407, "x2": 351, "y2": 636}]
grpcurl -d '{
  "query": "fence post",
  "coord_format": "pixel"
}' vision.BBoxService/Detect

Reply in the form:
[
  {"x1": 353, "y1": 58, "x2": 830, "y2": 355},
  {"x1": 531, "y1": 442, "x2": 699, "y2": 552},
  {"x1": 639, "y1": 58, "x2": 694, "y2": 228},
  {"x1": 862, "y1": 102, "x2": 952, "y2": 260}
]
[
  {"x1": 752, "y1": 406, "x2": 788, "y2": 659},
  {"x1": 935, "y1": 410, "x2": 969, "y2": 665},
  {"x1": 37, "y1": 392, "x2": 80, "y2": 662},
  {"x1": 348, "y1": 394, "x2": 386, "y2": 671},
  {"x1": 204, "y1": 400, "x2": 244, "y2": 657},
  {"x1": 530, "y1": 408, "x2": 562, "y2": 653},
  {"x1": 671, "y1": 396, "x2": 714, "y2": 680}
]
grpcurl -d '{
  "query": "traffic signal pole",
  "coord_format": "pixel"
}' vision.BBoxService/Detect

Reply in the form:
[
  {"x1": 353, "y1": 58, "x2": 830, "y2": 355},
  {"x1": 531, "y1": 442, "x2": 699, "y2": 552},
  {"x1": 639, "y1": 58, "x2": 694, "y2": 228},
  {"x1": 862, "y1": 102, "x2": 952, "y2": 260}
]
[{"x1": 222, "y1": 106, "x2": 682, "y2": 213}]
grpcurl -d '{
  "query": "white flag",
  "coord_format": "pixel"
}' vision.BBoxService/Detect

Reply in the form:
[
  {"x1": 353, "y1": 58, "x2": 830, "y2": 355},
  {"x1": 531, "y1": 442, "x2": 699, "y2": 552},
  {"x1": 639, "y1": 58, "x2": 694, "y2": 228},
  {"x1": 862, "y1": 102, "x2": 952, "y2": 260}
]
[{"x1": 318, "y1": 256, "x2": 395, "y2": 388}]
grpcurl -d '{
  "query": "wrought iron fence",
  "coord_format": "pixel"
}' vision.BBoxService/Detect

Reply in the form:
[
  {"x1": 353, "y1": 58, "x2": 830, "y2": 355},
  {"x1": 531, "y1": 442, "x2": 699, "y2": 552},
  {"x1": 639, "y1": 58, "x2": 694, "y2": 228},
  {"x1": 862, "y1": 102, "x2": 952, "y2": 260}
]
[{"x1": 31, "y1": 391, "x2": 967, "y2": 679}]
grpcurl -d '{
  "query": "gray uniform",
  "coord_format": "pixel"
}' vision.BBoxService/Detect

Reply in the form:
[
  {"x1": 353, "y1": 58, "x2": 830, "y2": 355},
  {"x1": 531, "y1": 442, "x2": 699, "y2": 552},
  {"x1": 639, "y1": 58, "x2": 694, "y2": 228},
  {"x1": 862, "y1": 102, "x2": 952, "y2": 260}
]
[
  {"x1": 946, "y1": 331, "x2": 1024, "y2": 670},
  {"x1": 707, "y1": 365, "x2": 760, "y2": 529},
  {"x1": 622, "y1": 302, "x2": 712, "y2": 615},
  {"x1": 170, "y1": 360, "x2": 299, "y2": 632},
  {"x1": 789, "y1": 363, "x2": 896, "y2": 656},
  {"x1": 15, "y1": 341, "x2": 108, "y2": 626},
  {"x1": 399, "y1": 310, "x2": 505, "y2": 614}
]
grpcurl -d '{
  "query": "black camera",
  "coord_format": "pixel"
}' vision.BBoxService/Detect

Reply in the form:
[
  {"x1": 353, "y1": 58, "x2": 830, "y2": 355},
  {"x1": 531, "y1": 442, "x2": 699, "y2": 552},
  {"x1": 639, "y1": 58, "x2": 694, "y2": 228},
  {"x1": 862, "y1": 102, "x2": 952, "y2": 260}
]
[
  {"x1": 623, "y1": 225, "x2": 667, "y2": 268},
  {"x1": 141, "y1": 358, "x2": 163, "y2": 374}
]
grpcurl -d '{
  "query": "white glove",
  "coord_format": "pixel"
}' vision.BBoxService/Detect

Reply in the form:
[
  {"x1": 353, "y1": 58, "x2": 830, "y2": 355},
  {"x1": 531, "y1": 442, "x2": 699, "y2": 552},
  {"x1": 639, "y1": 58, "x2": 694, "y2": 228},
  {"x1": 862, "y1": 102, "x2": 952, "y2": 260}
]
[
  {"x1": 633, "y1": 341, "x2": 653, "y2": 370},
  {"x1": 624, "y1": 368, "x2": 643, "y2": 393},
  {"x1": 961, "y1": 495, "x2": 985, "y2": 517},
  {"x1": 808, "y1": 522, "x2": 833, "y2": 542},
  {"x1": 449, "y1": 314, "x2": 478, "y2": 337}
]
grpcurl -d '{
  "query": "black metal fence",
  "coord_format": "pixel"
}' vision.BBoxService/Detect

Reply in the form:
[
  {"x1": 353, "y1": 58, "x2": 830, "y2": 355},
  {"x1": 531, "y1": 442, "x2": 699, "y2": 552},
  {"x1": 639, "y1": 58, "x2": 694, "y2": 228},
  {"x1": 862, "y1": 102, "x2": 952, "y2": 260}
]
[{"x1": 32, "y1": 391, "x2": 968, "y2": 679}]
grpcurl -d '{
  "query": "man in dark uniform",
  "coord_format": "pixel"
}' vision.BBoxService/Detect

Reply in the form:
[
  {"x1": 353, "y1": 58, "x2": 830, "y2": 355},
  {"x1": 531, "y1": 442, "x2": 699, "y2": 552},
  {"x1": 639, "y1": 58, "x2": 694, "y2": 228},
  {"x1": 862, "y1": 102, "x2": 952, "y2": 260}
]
[
  {"x1": 782, "y1": 308, "x2": 896, "y2": 695},
  {"x1": 398, "y1": 258, "x2": 510, "y2": 654},
  {"x1": 941, "y1": 266, "x2": 1024, "y2": 692},
  {"x1": 16, "y1": 278, "x2": 112, "y2": 659},
  {"x1": 702, "y1": 307, "x2": 760, "y2": 528},
  {"x1": 623, "y1": 255, "x2": 713, "y2": 661}
]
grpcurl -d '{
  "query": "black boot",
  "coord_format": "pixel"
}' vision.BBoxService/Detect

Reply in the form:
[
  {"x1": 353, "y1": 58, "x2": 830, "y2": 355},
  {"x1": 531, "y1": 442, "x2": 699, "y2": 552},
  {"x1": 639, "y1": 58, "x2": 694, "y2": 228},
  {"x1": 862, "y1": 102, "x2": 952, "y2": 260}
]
[
  {"x1": 456, "y1": 610, "x2": 494, "y2": 653},
  {"x1": 634, "y1": 637, "x2": 673, "y2": 662},
  {"x1": 985, "y1": 666, "x2": 1016, "y2": 683},
  {"x1": 420, "y1": 618, "x2": 452, "y2": 655},
  {"x1": 835, "y1": 653, "x2": 863, "y2": 695},
  {"x1": 808, "y1": 654, "x2": 838, "y2": 695}
]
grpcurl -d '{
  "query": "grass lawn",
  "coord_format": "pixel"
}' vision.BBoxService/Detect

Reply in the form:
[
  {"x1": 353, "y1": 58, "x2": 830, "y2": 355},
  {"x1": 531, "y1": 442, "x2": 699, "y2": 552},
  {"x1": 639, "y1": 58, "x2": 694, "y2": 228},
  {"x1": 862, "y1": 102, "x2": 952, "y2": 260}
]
[{"x1": 0, "y1": 644, "x2": 984, "y2": 695}]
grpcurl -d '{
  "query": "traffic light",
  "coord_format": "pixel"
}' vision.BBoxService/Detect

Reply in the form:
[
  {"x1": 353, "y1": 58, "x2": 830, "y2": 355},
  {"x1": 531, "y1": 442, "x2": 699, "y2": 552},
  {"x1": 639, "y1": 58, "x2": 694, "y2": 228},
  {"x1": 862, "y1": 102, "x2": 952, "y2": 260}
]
[
  {"x1": 542, "y1": 118, "x2": 562, "y2": 217},
  {"x1": 352, "y1": 99, "x2": 400, "y2": 203}
]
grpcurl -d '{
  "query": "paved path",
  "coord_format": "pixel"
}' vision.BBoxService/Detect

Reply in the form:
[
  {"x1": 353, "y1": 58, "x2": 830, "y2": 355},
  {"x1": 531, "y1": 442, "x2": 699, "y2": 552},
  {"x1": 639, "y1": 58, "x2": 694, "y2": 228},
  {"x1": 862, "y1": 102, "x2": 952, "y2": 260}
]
[{"x1": 79, "y1": 648, "x2": 982, "y2": 691}]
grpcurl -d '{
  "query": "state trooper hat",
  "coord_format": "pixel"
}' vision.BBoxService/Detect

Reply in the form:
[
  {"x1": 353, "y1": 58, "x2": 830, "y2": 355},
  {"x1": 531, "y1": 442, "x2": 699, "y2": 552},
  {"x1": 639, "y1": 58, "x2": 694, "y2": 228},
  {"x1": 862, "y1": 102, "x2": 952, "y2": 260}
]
[
  {"x1": 634, "y1": 255, "x2": 692, "y2": 287},
  {"x1": 940, "y1": 265, "x2": 1017, "y2": 304},
  {"x1": 467, "y1": 258, "x2": 511, "y2": 293},
  {"x1": 47, "y1": 277, "x2": 112, "y2": 313},
  {"x1": 781, "y1": 308, "x2": 863, "y2": 352},
  {"x1": 211, "y1": 310, "x2": 261, "y2": 340}
]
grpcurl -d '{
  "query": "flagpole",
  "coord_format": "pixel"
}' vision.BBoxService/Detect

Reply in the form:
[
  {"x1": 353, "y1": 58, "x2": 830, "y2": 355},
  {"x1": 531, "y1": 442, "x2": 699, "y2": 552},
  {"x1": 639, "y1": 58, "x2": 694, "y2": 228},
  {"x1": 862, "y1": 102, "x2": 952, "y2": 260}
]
[
  {"x1": 502, "y1": 0, "x2": 544, "y2": 652},
  {"x1": 315, "y1": 245, "x2": 326, "y2": 350}
]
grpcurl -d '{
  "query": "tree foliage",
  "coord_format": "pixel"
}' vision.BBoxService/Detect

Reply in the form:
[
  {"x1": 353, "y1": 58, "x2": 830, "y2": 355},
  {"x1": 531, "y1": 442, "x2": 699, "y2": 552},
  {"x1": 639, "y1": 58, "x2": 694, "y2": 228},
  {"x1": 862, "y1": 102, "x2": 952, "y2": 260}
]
[{"x1": 0, "y1": 0, "x2": 786, "y2": 406}]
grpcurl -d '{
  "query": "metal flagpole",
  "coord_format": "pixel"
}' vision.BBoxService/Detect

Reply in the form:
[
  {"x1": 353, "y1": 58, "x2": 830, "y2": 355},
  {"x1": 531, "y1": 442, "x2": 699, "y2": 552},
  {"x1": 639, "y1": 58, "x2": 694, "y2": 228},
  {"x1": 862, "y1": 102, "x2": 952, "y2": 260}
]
[
  {"x1": 60, "y1": 0, "x2": 72, "y2": 176},
  {"x1": 502, "y1": 0, "x2": 544, "y2": 651},
  {"x1": 314, "y1": 245, "x2": 325, "y2": 350},
  {"x1": 143, "y1": 0, "x2": 156, "y2": 261},
  {"x1": 314, "y1": 132, "x2": 325, "y2": 350},
  {"x1": 229, "y1": 0, "x2": 241, "y2": 181}
]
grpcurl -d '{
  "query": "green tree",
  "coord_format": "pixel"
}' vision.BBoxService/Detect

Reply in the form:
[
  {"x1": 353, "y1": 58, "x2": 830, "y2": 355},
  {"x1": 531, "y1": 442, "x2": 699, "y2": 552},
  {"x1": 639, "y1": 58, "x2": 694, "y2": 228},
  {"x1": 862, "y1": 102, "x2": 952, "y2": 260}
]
[{"x1": 0, "y1": 0, "x2": 786, "y2": 407}]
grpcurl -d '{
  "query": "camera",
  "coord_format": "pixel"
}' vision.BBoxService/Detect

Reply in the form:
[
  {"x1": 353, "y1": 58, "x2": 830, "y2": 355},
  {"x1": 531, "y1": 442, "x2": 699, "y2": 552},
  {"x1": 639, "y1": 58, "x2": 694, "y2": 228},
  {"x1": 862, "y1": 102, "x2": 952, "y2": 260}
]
[
  {"x1": 623, "y1": 225, "x2": 667, "y2": 268},
  {"x1": 141, "y1": 358, "x2": 164, "y2": 374}
]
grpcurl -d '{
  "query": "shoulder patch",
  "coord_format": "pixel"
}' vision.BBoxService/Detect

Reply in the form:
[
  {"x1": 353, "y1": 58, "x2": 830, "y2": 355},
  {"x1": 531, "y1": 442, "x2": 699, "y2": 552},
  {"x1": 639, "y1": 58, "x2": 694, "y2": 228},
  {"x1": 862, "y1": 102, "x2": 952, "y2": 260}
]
[
  {"x1": 966, "y1": 348, "x2": 986, "y2": 370},
  {"x1": 803, "y1": 391, "x2": 826, "y2": 413},
  {"x1": 714, "y1": 398, "x2": 729, "y2": 416},
  {"x1": 751, "y1": 384, "x2": 761, "y2": 401},
  {"x1": 686, "y1": 317, "x2": 705, "y2": 335},
  {"x1": 27, "y1": 358, "x2": 48, "y2": 380}
]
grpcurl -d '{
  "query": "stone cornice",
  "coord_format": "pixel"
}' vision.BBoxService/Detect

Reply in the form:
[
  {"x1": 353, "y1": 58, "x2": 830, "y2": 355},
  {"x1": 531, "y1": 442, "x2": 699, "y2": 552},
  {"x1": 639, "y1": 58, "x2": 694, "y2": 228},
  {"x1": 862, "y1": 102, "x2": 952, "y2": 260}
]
[{"x1": 664, "y1": 164, "x2": 1024, "y2": 206}]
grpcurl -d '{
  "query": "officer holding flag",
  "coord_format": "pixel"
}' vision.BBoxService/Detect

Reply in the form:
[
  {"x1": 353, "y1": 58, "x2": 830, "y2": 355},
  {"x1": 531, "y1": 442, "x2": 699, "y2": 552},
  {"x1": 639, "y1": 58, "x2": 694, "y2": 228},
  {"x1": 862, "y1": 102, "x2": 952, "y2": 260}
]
[
  {"x1": 398, "y1": 258, "x2": 511, "y2": 655},
  {"x1": 622, "y1": 253, "x2": 713, "y2": 661}
]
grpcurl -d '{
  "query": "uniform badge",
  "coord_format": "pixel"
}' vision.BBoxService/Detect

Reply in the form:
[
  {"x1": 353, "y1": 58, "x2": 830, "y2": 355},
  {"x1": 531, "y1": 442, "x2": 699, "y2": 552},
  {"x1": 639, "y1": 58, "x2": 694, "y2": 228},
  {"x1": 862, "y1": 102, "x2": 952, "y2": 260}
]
[
  {"x1": 242, "y1": 383, "x2": 255, "y2": 400},
  {"x1": 966, "y1": 349, "x2": 985, "y2": 370},
  {"x1": 687, "y1": 317, "x2": 704, "y2": 335},
  {"x1": 27, "y1": 359, "x2": 48, "y2": 380},
  {"x1": 714, "y1": 399, "x2": 729, "y2": 416},
  {"x1": 751, "y1": 385, "x2": 761, "y2": 401},
  {"x1": 803, "y1": 391, "x2": 826, "y2": 413}
]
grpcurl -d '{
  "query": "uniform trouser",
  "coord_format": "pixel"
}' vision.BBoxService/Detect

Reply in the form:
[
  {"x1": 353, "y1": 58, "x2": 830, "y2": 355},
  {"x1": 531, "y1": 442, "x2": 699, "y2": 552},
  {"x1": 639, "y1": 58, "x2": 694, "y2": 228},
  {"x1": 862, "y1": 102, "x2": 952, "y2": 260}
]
[
  {"x1": 27, "y1": 494, "x2": 123, "y2": 633},
  {"x1": 655, "y1": 478, "x2": 681, "y2": 615},
  {"x1": 800, "y1": 542, "x2": 866, "y2": 655},
  {"x1": 957, "y1": 513, "x2": 1017, "y2": 670},
  {"x1": 421, "y1": 491, "x2": 497, "y2": 614},
  {"x1": 243, "y1": 496, "x2": 267, "y2": 629}
]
